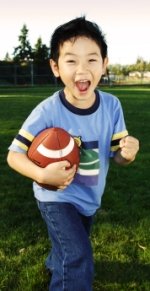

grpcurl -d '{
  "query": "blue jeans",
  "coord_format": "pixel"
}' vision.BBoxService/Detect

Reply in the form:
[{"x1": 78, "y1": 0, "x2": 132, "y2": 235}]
[{"x1": 37, "y1": 201, "x2": 94, "y2": 291}]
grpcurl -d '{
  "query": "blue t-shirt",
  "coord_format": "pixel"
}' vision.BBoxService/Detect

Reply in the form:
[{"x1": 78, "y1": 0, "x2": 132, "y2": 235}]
[{"x1": 9, "y1": 90, "x2": 128, "y2": 216}]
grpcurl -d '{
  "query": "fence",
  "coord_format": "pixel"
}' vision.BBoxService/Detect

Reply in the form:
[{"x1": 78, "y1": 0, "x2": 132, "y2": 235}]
[
  {"x1": 0, "y1": 63, "x2": 150, "y2": 86},
  {"x1": 0, "y1": 63, "x2": 56, "y2": 86}
]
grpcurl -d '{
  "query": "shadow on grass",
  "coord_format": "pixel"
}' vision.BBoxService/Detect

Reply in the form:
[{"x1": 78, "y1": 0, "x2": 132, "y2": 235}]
[{"x1": 95, "y1": 260, "x2": 150, "y2": 284}]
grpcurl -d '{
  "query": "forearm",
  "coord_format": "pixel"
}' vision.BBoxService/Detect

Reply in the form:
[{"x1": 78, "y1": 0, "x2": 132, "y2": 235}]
[
  {"x1": 7, "y1": 150, "x2": 77, "y2": 188},
  {"x1": 7, "y1": 151, "x2": 42, "y2": 183}
]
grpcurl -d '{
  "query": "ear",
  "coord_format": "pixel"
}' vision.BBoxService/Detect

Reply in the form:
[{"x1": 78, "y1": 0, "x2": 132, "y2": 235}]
[
  {"x1": 49, "y1": 59, "x2": 60, "y2": 77},
  {"x1": 102, "y1": 57, "x2": 109, "y2": 75}
]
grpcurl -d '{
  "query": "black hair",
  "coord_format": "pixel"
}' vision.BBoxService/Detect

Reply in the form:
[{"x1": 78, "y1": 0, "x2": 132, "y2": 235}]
[{"x1": 50, "y1": 16, "x2": 107, "y2": 62}]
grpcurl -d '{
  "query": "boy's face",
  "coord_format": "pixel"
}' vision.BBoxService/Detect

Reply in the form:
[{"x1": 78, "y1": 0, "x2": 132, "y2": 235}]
[{"x1": 50, "y1": 36, "x2": 108, "y2": 108}]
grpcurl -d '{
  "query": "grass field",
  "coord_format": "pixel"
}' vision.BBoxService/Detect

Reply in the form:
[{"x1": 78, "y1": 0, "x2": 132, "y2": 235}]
[{"x1": 0, "y1": 85, "x2": 150, "y2": 290}]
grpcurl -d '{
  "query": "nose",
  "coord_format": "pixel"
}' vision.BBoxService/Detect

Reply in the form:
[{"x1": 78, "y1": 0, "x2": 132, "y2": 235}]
[{"x1": 76, "y1": 62, "x2": 88, "y2": 74}]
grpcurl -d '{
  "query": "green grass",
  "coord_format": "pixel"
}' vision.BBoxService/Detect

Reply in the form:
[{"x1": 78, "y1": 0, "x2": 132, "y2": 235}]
[{"x1": 0, "y1": 85, "x2": 150, "y2": 290}]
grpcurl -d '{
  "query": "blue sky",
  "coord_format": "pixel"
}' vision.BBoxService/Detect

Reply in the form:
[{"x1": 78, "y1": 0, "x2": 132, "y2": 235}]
[{"x1": 0, "y1": 0, "x2": 150, "y2": 64}]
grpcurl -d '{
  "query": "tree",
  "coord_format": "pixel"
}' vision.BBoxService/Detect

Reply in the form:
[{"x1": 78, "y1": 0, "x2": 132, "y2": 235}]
[
  {"x1": 33, "y1": 37, "x2": 49, "y2": 63},
  {"x1": 135, "y1": 57, "x2": 146, "y2": 72},
  {"x1": 4, "y1": 53, "x2": 12, "y2": 62},
  {"x1": 108, "y1": 64, "x2": 123, "y2": 76},
  {"x1": 13, "y1": 24, "x2": 33, "y2": 63}
]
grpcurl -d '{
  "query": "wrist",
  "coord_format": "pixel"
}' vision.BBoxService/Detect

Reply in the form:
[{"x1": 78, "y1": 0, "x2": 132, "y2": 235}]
[{"x1": 33, "y1": 167, "x2": 45, "y2": 184}]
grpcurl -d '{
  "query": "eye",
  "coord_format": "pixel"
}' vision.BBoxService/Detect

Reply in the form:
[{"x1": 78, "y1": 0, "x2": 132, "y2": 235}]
[
  {"x1": 66, "y1": 60, "x2": 75, "y2": 63},
  {"x1": 89, "y1": 59, "x2": 97, "y2": 63}
]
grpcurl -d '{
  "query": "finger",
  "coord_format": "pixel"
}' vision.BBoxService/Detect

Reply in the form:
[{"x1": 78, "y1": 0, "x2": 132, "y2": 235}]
[
  {"x1": 59, "y1": 160, "x2": 71, "y2": 169},
  {"x1": 119, "y1": 136, "x2": 127, "y2": 148},
  {"x1": 120, "y1": 150, "x2": 135, "y2": 161},
  {"x1": 64, "y1": 176, "x2": 74, "y2": 186},
  {"x1": 66, "y1": 164, "x2": 77, "y2": 173},
  {"x1": 119, "y1": 135, "x2": 135, "y2": 148},
  {"x1": 57, "y1": 185, "x2": 67, "y2": 190}
]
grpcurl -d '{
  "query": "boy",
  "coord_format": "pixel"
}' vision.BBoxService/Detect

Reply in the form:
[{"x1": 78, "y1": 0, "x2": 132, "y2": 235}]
[{"x1": 7, "y1": 17, "x2": 139, "y2": 290}]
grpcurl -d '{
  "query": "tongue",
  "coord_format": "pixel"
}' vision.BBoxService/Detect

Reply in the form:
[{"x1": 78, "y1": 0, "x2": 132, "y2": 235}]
[{"x1": 76, "y1": 81, "x2": 89, "y2": 92}]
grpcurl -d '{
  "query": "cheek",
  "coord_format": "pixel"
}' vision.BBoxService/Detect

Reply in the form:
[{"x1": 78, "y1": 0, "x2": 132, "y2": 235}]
[
  {"x1": 92, "y1": 67, "x2": 103, "y2": 78},
  {"x1": 59, "y1": 65, "x2": 75, "y2": 78}
]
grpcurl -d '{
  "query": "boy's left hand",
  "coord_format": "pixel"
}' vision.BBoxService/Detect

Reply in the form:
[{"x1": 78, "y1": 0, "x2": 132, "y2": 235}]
[{"x1": 119, "y1": 135, "x2": 139, "y2": 162}]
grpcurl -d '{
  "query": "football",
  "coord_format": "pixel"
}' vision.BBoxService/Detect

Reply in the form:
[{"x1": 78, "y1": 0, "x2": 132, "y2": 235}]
[{"x1": 27, "y1": 127, "x2": 80, "y2": 190}]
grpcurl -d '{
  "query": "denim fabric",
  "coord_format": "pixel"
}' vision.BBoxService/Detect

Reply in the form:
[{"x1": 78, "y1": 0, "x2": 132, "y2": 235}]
[{"x1": 37, "y1": 201, "x2": 94, "y2": 291}]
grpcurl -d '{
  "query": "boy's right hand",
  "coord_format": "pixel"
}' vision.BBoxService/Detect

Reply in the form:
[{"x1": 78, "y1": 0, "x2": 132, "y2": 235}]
[
  {"x1": 39, "y1": 161, "x2": 77, "y2": 190},
  {"x1": 7, "y1": 151, "x2": 76, "y2": 190}
]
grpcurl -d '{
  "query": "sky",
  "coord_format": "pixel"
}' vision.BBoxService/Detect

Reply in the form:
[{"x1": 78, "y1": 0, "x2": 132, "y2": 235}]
[{"x1": 0, "y1": 0, "x2": 150, "y2": 65}]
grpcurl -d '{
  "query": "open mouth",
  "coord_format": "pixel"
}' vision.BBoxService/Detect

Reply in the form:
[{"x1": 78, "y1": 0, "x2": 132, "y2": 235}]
[{"x1": 75, "y1": 80, "x2": 90, "y2": 92}]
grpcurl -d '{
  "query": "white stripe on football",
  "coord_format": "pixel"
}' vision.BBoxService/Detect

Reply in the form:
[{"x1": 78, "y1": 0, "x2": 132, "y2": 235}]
[{"x1": 37, "y1": 136, "x2": 75, "y2": 158}]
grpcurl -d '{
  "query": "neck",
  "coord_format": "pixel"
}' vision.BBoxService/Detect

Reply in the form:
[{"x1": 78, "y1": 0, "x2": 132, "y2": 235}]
[{"x1": 64, "y1": 89, "x2": 96, "y2": 109}]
